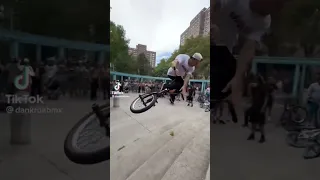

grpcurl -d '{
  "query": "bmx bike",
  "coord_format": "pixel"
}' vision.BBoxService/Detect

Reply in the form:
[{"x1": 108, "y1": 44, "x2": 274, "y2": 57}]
[
  {"x1": 64, "y1": 103, "x2": 110, "y2": 164},
  {"x1": 130, "y1": 82, "x2": 182, "y2": 113}
]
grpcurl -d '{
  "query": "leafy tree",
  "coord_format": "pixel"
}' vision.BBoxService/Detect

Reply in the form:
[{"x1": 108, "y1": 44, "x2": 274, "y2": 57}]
[
  {"x1": 153, "y1": 58, "x2": 170, "y2": 77},
  {"x1": 110, "y1": 21, "x2": 138, "y2": 73},
  {"x1": 1, "y1": 0, "x2": 109, "y2": 44},
  {"x1": 265, "y1": 0, "x2": 320, "y2": 57}
]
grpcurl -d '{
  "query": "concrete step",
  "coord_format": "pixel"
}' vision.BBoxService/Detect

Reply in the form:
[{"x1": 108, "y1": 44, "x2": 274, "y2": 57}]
[
  {"x1": 126, "y1": 119, "x2": 208, "y2": 180},
  {"x1": 110, "y1": 116, "x2": 208, "y2": 180},
  {"x1": 161, "y1": 127, "x2": 210, "y2": 180},
  {"x1": 204, "y1": 165, "x2": 210, "y2": 180}
]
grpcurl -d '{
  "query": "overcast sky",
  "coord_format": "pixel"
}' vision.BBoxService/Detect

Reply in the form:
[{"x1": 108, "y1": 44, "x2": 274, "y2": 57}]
[{"x1": 110, "y1": 0, "x2": 210, "y2": 65}]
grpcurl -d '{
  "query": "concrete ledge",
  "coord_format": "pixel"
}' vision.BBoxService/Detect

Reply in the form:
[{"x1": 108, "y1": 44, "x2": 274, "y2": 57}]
[
  {"x1": 110, "y1": 117, "x2": 208, "y2": 180},
  {"x1": 161, "y1": 127, "x2": 210, "y2": 180}
]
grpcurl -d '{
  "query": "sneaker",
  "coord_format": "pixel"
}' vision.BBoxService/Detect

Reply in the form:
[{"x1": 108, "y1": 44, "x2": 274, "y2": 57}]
[
  {"x1": 259, "y1": 135, "x2": 265, "y2": 143},
  {"x1": 247, "y1": 133, "x2": 255, "y2": 140},
  {"x1": 169, "y1": 98, "x2": 174, "y2": 105},
  {"x1": 187, "y1": 104, "x2": 190, "y2": 106}
]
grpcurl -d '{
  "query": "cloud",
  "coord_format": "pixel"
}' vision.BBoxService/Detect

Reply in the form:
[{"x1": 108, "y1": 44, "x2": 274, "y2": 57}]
[{"x1": 111, "y1": 0, "x2": 210, "y2": 65}]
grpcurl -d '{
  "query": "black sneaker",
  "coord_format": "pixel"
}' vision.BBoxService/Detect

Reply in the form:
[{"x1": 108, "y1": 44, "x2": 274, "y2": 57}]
[
  {"x1": 219, "y1": 120, "x2": 226, "y2": 124},
  {"x1": 242, "y1": 124, "x2": 248, "y2": 128},
  {"x1": 170, "y1": 98, "x2": 174, "y2": 105},
  {"x1": 191, "y1": 104, "x2": 193, "y2": 107},
  {"x1": 247, "y1": 133, "x2": 255, "y2": 140},
  {"x1": 187, "y1": 104, "x2": 190, "y2": 106},
  {"x1": 259, "y1": 135, "x2": 265, "y2": 143}
]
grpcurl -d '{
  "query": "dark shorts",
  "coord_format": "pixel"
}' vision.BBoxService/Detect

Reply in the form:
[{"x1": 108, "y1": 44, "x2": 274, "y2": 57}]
[
  {"x1": 165, "y1": 75, "x2": 184, "y2": 93},
  {"x1": 211, "y1": 46, "x2": 237, "y2": 100},
  {"x1": 187, "y1": 96, "x2": 193, "y2": 101},
  {"x1": 249, "y1": 107, "x2": 266, "y2": 125}
]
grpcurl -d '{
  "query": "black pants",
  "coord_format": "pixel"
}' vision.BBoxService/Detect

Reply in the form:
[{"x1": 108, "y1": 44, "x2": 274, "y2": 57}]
[
  {"x1": 30, "y1": 78, "x2": 42, "y2": 96},
  {"x1": 90, "y1": 78, "x2": 99, "y2": 100},
  {"x1": 164, "y1": 75, "x2": 184, "y2": 102}
]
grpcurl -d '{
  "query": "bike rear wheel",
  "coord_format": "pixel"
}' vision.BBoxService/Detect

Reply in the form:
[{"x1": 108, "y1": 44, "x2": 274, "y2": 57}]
[
  {"x1": 291, "y1": 106, "x2": 307, "y2": 124},
  {"x1": 286, "y1": 131, "x2": 311, "y2": 148},
  {"x1": 64, "y1": 104, "x2": 109, "y2": 164},
  {"x1": 130, "y1": 93, "x2": 157, "y2": 113},
  {"x1": 303, "y1": 143, "x2": 320, "y2": 159}
]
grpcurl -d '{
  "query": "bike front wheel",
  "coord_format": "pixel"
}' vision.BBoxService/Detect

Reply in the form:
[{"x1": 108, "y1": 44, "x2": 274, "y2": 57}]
[
  {"x1": 64, "y1": 104, "x2": 110, "y2": 164},
  {"x1": 130, "y1": 94, "x2": 157, "y2": 113}
]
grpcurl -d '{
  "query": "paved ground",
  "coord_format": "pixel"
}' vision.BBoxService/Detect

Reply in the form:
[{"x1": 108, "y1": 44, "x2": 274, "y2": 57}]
[
  {"x1": 1, "y1": 92, "x2": 320, "y2": 180},
  {"x1": 110, "y1": 93, "x2": 210, "y2": 180},
  {"x1": 211, "y1": 102, "x2": 320, "y2": 180},
  {"x1": 0, "y1": 96, "x2": 108, "y2": 180}
]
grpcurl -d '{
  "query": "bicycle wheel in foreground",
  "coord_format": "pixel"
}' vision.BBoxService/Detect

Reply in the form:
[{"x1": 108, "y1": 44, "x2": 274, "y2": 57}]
[
  {"x1": 130, "y1": 93, "x2": 157, "y2": 113},
  {"x1": 303, "y1": 144, "x2": 320, "y2": 159},
  {"x1": 64, "y1": 104, "x2": 110, "y2": 164}
]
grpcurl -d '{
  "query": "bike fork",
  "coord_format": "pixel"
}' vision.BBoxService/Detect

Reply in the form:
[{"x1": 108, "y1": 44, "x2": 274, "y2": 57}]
[{"x1": 92, "y1": 104, "x2": 110, "y2": 137}]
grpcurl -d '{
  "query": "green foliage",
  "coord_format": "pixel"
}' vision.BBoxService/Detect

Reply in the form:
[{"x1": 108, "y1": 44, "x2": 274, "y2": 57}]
[
  {"x1": 1, "y1": 0, "x2": 109, "y2": 44},
  {"x1": 153, "y1": 59, "x2": 170, "y2": 77},
  {"x1": 265, "y1": 0, "x2": 320, "y2": 57},
  {"x1": 110, "y1": 21, "x2": 137, "y2": 73},
  {"x1": 153, "y1": 36, "x2": 210, "y2": 79}
]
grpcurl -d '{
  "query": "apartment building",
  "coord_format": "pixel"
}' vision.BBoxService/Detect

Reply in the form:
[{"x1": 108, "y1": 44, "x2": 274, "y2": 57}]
[
  {"x1": 128, "y1": 44, "x2": 156, "y2": 68},
  {"x1": 180, "y1": 7, "x2": 210, "y2": 45}
]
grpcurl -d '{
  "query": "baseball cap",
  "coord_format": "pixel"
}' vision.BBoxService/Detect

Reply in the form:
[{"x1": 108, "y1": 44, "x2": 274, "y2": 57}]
[{"x1": 192, "y1": 53, "x2": 203, "y2": 61}]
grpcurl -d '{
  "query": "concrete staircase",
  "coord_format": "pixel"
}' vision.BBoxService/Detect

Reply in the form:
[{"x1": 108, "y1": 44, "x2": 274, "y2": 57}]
[{"x1": 110, "y1": 118, "x2": 210, "y2": 180}]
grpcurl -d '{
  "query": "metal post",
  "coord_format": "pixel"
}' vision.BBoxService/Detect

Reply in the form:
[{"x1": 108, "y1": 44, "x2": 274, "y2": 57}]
[
  {"x1": 36, "y1": 44, "x2": 41, "y2": 63},
  {"x1": 299, "y1": 65, "x2": 306, "y2": 104},
  {"x1": 99, "y1": 51, "x2": 105, "y2": 65},
  {"x1": 251, "y1": 61, "x2": 257, "y2": 74},
  {"x1": 10, "y1": 41, "x2": 19, "y2": 58},
  {"x1": 292, "y1": 64, "x2": 301, "y2": 98},
  {"x1": 113, "y1": 96, "x2": 120, "y2": 107},
  {"x1": 58, "y1": 47, "x2": 65, "y2": 59},
  {"x1": 10, "y1": 91, "x2": 31, "y2": 145}
]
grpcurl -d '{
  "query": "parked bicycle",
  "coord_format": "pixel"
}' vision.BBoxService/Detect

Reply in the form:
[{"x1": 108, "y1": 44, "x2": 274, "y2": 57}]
[
  {"x1": 64, "y1": 103, "x2": 110, "y2": 164},
  {"x1": 286, "y1": 127, "x2": 320, "y2": 159},
  {"x1": 279, "y1": 102, "x2": 307, "y2": 131}
]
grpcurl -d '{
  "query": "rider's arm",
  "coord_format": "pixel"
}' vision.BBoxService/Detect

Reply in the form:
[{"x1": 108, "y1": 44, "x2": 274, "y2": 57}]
[
  {"x1": 171, "y1": 60, "x2": 179, "y2": 69},
  {"x1": 235, "y1": 39, "x2": 256, "y2": 79}
]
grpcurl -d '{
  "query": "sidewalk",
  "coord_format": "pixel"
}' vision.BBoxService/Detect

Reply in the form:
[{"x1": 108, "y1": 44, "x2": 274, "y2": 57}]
[{"x1": 0, "y1": 98, "x2": 108, "y2": 180}]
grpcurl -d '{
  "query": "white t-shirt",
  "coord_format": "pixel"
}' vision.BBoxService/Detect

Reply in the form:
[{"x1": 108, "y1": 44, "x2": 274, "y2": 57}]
[
  {"x1": 214, "y1": 0, "x2": 271, "y2": 52},
  {"x1": 167, "y1": 54, "x2": 195, "y2": 77}
]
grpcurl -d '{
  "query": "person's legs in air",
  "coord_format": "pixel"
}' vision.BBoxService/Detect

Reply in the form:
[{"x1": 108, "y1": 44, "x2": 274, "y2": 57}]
[{"x1": 167, "y1": 75, "x2": 183, "y2": 104}]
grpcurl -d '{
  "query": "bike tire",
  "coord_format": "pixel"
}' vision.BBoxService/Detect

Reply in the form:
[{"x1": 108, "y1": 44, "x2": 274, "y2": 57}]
[
  {"x1": 291, "y1": 106, "x2": 307, "y2": 124},
  {"x1": 286, "y1": 131, "x2": 310, "y2": 148},
  {"x1": 64, "y1": 104, "x2": 109, "y2": 164},
  {"x1": 303, "y1": 143, "x2": 320, "y2": 159},
  {"x1": 130, "y1": 94, "x2": 157, "y2": 113}
]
